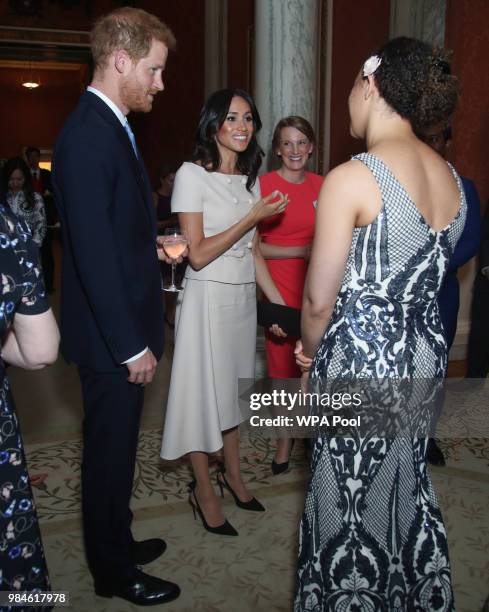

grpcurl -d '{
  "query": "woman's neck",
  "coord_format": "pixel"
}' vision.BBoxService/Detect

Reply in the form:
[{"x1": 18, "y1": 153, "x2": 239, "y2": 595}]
[
  {"x1": 365, "y1": 112, "x2": 414, "y2": 150},
  {"x1": 277, "y1": 166, "x2": 306, "y2": 184},
  {"x1": 217, "y1": 145, "x2": 238, "y2": 174}
]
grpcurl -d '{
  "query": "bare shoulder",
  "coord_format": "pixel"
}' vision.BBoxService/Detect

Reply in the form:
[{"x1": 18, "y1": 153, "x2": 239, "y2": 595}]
[
  {"x1": 320, "y1": 159, "x2": 379, "y2": 207},
  {"x1": 370, "y1": 140, "x2": 459, "y2": 198}
]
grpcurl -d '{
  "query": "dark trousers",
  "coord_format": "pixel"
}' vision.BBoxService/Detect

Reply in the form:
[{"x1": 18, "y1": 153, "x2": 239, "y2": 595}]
[
  {"x1": 78, "y1": 366, "x2": 144, "y2": 584},
  {"x1": 466, "y1": 275, "x2": 489, "y2": 377}
]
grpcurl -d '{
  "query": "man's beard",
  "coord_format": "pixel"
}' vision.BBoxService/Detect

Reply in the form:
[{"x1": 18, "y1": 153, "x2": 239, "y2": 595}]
[{"x1": 120, "y1": 76, "x2": 154, "y2": 113}]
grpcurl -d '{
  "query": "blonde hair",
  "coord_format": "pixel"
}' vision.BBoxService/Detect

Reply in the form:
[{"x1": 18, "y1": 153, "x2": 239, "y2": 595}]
[{"x1": 90, "y1": 7, "x2": 176, "y2": 69}]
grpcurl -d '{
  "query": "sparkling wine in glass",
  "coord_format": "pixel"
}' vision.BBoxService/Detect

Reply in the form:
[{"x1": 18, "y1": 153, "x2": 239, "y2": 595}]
[{"x1": 162, "y1": 228, "x2": 187, "y2": 292}]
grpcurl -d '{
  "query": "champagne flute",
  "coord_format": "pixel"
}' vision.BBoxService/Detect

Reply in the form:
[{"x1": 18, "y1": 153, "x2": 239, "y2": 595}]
[{"x1": 161, "y1": 228, "x2": 187, "y2": 292}]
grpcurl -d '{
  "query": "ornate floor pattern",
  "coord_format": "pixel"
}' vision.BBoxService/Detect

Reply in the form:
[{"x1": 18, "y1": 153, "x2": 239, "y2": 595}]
[{"x1": 25, "y1": 431, "x2": 489, "y2": 612}]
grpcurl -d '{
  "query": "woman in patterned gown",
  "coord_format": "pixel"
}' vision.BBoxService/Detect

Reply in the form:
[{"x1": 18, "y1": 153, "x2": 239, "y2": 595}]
[
  {"x1": 294, "y1": 38, "x2": 464, "y2": 610},
  {"x1": 0, "y1": 205, "x2": 59, "y2": 603},
  {"x1": 3, "y1": 158, "x2": 47, "y2": 248}
]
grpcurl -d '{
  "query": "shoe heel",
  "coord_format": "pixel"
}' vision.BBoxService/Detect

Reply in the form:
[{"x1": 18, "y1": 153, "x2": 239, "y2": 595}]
[
  {"x1": 188, "y1": 483, "x2": 238, "y2": 536},
  {"x1": 216, "y1": 475, "x2": 224, "y2": 498},
  {"x1": 216, "y1": 462, "x2": 225, "y2": 498},
  {"x1": 189, "y1": 499, "x2": 197, "y2": 520},
  {"x1": 188, "y1": 479, "x2": 198, "y2": 519}
]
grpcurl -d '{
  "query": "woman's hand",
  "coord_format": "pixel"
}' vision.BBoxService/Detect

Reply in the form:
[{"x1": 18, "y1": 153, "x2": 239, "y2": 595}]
[
  {"x1": 269, "y1": 323, "x2": 287, "y2": 338},
  {"x1": 251, "y1": 191, "x2": 288, "y2": 224},
  {"x1": 156, "y1": 236, "x2": 189, "y2": 264},
  {"x1": 294, "y1": 339, "x2": 313, "y2": 373}
]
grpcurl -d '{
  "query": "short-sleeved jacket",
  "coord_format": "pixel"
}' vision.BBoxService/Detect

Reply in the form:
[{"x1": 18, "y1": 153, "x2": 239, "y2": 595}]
[{"x1": 171, "y1": 162, "x2": 260, "y2": 284}]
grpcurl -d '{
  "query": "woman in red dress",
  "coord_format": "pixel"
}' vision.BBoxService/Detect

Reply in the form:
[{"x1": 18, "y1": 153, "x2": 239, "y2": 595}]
[{"x1": 258, "y1": 116, "x2": 323, "y2": 473}]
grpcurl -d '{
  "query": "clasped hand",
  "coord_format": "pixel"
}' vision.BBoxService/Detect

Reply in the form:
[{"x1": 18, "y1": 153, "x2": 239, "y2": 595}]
[{"x1": 269, "y1": 323, "x2": 287, "y2": 338}]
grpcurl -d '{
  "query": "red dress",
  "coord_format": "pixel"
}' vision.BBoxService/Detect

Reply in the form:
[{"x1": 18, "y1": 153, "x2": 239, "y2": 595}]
[{"x1": 258, "y1": 171, "x2": 323, "y2": 377}]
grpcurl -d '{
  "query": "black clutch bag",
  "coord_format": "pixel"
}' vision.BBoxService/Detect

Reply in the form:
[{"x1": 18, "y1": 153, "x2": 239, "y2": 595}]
[{"x1": 257, "y1": 301, "x2": 301, "y2": 337}]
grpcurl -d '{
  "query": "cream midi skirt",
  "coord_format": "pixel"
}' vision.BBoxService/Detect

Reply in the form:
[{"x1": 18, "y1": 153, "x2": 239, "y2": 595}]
[{"x1": 161, "y1": 278, "x2": 256, "y2": 460}]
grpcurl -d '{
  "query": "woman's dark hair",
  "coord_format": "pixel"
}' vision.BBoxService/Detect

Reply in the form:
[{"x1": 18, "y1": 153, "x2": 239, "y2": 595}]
[
  {"x1": 192, "y1": 88, "x2": 264, "y2": 191},
  {"x1": 368, "y1": 37, "x2": 459, "y2": 133},
  {"x1": 271, "y1": 115, "x2": 316, "y2": 154},
  {"x1": 2, "y1": 157, "x2": 36, "y2": 210}
]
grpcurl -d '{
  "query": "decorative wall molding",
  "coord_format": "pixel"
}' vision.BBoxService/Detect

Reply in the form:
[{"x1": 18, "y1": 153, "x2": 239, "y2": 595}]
[{"x1": 0, "y1": 25, "x2": 90, "y2": 63}]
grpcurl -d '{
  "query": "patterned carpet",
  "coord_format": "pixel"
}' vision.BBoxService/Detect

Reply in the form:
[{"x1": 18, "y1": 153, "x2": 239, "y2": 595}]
[{"x1": 26, "y1": 430, "x2": 489, "y2": 612}]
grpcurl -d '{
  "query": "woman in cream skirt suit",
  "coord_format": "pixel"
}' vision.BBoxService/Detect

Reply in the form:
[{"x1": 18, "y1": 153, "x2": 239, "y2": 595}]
[{"x1": 161, "y1": 89, "x2": 287, "y2": 535}]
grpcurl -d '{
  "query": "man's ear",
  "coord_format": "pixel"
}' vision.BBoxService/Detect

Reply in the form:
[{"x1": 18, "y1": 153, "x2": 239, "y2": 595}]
[{"x1": 114, "y1": 50, "x2": 130, "y2": 74}]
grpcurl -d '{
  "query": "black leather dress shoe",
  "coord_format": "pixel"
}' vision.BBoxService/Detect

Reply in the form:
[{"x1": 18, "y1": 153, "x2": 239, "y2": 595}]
[
  {"x1": 131, "y1": 538, "x2": 167, "y2": 565},
  {"x1": 95, "y1": 568, "x2": 180, "y2": 606}
]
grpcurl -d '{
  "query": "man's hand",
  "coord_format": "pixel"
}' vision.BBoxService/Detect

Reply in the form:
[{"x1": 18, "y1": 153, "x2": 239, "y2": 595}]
[
  {"x1": 126, "y1": 349, "x2": 157, "y2": 385},
  {"x1": 156, "y1": 236, "x2": 188, "y2": 264}
]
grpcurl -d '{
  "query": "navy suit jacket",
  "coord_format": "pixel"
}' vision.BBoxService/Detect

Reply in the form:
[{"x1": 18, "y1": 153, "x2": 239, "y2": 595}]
[{"x1": 52, "y1": 91, "x2": 164, "y2": 371}]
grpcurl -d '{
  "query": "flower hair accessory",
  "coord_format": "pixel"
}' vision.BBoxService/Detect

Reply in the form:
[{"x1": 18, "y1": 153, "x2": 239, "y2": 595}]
[{"x1": 362, "y1": 55, "x2": 382, "y2": 77}]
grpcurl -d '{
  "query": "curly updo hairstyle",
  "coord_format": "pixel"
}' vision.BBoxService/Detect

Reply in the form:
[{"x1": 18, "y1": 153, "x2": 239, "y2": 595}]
[{"x1": 368, "y1": 37, "x2": 459, "y2": 133}]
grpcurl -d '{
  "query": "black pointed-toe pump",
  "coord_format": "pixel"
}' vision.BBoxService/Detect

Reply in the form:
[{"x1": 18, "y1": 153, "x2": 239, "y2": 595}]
[
  {"x1": 188, "y1": 480, "x2": 238, "y2": 536},
  {"x1": 216, "y1": 464, "x2": 265, "y2": 512}
]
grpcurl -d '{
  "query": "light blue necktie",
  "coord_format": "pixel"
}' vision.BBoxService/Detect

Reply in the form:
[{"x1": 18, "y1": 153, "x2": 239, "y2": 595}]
[{"x1": 124, "y1": 121, "x2": 138, "y2": 158}]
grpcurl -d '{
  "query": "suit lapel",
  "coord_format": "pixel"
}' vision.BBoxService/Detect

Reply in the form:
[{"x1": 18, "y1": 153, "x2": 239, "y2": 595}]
[
  {"x1": 120, "y1": 129, "x2": 157, "y2": 235},
  {"x1": 84, "y1": 92, "x2": 157, "y2": 235}
]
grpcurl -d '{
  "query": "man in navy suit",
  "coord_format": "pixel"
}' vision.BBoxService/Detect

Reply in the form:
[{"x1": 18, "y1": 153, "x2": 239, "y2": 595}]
[{"x1": 52, "y1": 8, "x2": 180, "y2": 606}]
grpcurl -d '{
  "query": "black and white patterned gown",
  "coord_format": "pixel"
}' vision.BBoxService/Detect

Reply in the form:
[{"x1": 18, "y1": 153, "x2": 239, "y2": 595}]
[{"x1": 295, "y1": 153, "x2": 466, "y2": 611}]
